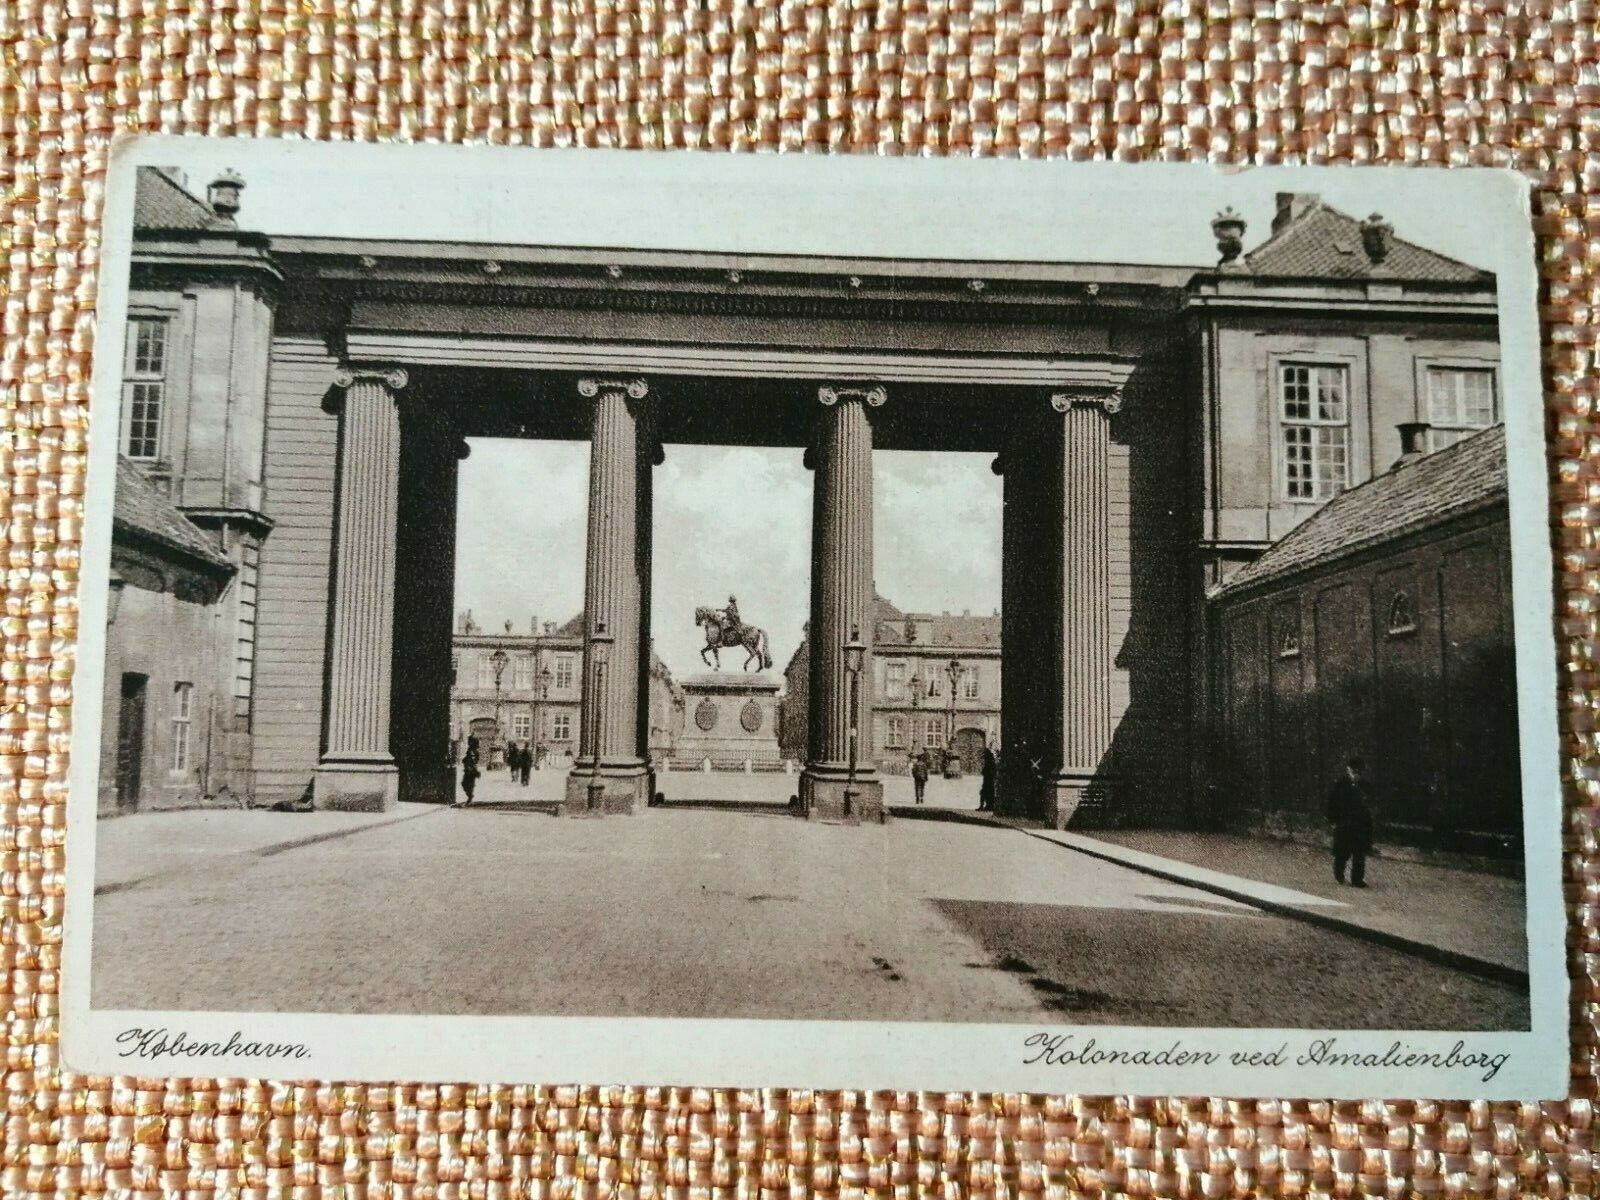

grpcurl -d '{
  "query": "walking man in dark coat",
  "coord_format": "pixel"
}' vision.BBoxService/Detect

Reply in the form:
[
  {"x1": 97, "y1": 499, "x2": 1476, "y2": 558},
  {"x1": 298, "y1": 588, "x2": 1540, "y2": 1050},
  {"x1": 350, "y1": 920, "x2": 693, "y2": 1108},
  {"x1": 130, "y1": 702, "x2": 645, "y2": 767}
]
[
  {"x1": 1326, "y1": 754, "x2": 1375, "y2": 887},
  {"x1": 910, "y1": 750, "x2": 929, "y2": 805},
  {"x1": 458, "y1": 749, "x2": 480, "y2": 807},
  {"x1": 519, "y1": 741, "x2": 532, "y2": 786},
  {"x1": 979, "y1": 746, "x2": 998, "y2": 812}
]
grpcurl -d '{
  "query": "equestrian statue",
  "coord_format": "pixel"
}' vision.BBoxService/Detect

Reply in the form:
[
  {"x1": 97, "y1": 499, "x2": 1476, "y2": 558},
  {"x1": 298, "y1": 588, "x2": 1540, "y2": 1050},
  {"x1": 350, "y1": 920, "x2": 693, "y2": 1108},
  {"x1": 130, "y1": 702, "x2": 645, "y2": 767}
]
[{"x1": 695, "y1": 595, "x2": 772, "y2": 672}]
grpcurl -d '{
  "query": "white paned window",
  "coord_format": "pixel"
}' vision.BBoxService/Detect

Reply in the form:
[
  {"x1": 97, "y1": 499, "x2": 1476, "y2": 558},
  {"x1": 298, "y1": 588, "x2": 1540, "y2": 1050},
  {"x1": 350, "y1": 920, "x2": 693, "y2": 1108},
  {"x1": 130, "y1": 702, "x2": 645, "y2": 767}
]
[
  {"x1": 1426, "y1": 367, "x2": 1496, "y2": 450},
  {"x1": 171, "y1": 682, "x2": 193, "y2": 773},
  {"x1": 1280, "y1": 363, "x2": 1350, "y2": 501},
  {"x1": 123, "y1": 318, "x2": 169, "y2": 460},
  {"x1": 555, "y1": 655, "x2": 575, "y2": 690},
  {"x1": 513, "y1": 654, "x2": 534, "y2": 690},
  {"x1": 477, "y1": 656, "x2": 495, "y2": 688},
  {"x1": 962, "y1": 666, "x2": 980, "y2": 700},
  {"x1": 552, "y1": 712, "x2": 572, "y2": 741},
  {"x1": 511, "y1": 712, "x2": 531, "y2": 739},
  {"x1": 924, "y1": 721, "x2": 945, "y2": 749},
  {"x1": 886, "y1": 715, "x2": 906, "y2": 749},
  {"x1": 884, "y1": 661, "x2": 906, "y2": 700}
]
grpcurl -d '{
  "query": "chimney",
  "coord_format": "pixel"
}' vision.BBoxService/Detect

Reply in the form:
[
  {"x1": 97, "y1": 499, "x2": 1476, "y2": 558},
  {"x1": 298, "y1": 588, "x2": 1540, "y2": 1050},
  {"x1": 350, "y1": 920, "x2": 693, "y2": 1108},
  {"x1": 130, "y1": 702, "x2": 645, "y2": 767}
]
[
  {"x1": 1396, "y1": 422, "x2": 1430, "y2": 468},
  {"x1": 207, "y1": 168, "x2": 244, "y2": 225},
  {"x1": 1272, "y1": 192, "x2": 1321, "y2": 234},
  {"x1": 529, "y1": 614, "x2": 538, "y2": 635},
  {"x1": 1361, "y1": 213, "x2": 1394, "y2": 265}
]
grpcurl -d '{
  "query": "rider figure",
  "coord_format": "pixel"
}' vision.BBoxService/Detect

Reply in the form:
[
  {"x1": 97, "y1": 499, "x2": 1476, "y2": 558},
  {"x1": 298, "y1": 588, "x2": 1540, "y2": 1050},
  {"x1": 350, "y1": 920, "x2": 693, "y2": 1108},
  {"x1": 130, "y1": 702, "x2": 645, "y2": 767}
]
[{"x1": 721, "y1": 595, "x2": 742, "y2": 643}]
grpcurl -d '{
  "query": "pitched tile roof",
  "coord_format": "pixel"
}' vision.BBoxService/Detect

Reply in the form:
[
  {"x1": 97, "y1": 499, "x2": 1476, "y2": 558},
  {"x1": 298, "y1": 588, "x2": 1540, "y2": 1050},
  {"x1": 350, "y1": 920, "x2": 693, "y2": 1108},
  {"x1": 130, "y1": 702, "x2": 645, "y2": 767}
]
[
  {"x1": 1244, "y1": 202, "x2": 1491, "y2": 283},
  {"x1": 876, "y1": 605, "x2": 1000, "y2": 650},
  {"x1": 133, "y1": 166, "x2": 222, "y2": 232},
  {"x1": 113, "y1": 457, "x2": 233, "y2": 571},
  {"x1": 1215, "y1": 425, "x2": 1507, "y2": 598}
]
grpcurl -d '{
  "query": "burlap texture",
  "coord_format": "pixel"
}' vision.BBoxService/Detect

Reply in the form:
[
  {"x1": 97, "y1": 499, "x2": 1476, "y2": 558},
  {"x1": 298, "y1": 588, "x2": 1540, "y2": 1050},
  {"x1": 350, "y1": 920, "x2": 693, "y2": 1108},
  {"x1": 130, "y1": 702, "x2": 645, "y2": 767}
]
[{"x1": 2, "y1": 2, "x2": 1595, "y2": 1196}]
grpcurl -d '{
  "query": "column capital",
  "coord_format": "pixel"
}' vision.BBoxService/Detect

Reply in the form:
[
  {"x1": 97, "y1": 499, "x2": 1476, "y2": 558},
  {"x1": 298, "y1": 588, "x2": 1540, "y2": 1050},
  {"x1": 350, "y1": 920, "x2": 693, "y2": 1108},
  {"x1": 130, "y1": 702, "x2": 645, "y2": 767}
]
[
  {"x1": 1050, "y1": 387, "x2": 1124, "y2": 416},
  {"x1": 333, "y1": 365, "x2": 409, "y2": 392},
  {"x1": 578, "y1": 377, "x2": 649, "y2": 400},
  {"x1": 818, "y1": 385, "x2": 887, "y2": 408}
]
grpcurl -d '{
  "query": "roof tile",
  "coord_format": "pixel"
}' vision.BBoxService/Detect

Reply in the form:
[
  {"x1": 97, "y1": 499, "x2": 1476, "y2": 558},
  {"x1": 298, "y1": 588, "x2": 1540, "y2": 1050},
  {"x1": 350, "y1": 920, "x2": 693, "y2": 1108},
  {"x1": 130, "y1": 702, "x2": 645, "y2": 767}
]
[
  {"x1": 1215, "y1": 425, "x2": 1507, "y2": 597},
  {"x1": 1245, "y1": 204, "x2": 1491, "y2": 283}
]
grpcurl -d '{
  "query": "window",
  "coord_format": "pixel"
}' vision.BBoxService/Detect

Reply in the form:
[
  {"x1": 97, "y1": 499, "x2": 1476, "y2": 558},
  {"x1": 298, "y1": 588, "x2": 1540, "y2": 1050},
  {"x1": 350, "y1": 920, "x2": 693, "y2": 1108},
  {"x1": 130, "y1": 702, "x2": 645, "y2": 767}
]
[
  {"x1": 551, "y1": 712, "x2": 572, "y2": 741},
  {"x1": 451, "y1": 654, "x2": 460, "y2": 685},
  {"x1": 513, "y1": 654, "x2": 534, "y2": 690},
  {"x1": 1279, "y1": 363, "x2": 1350, "y2": 501},
  {"x1": 555, "y1": 655, "x2": 575, "y2": 691},
  {"x1": 924, "y1": 720, "x2": 945, "y2": 749},
  {"x1": 1426, "y1": 367, "x2": 1496, "y2": 449},
  {"x1": 1387, "y1": 591, "x2": 1417, "y2": 636},
  {"x1": 171, "y1": 682, "x2": 193, "y2": 773},
  {"x1": 477, "y1": 656, "x2": 495, "y2": 688},
  {"x1": 886, "y1": 715, "x2": 906, "y2": 749},
  {"x1": 511, "y1": 712, "x2": 531, "y2": 740},
  {"x1": 123, "y1": 318, "x2": 169, "y2": 460},
  {"x1": 884, "y1": 661, "x2": 906, "y2": 700},
  {"x1": 962, "y1": 666, "x2": 980, "y2": 700},
  {"x1": 925, "y1": 674, "x2": 941, "y2": 699}
]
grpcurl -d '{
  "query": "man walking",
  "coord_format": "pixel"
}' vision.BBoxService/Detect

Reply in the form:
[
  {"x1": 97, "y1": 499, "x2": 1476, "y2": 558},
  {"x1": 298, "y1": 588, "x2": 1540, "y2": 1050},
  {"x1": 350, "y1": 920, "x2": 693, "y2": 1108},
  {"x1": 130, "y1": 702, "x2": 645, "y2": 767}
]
[
  {"x1": 519, "y1": 741, "x2": 532, "y2": 786},
  {"x1": 1326, "y1": 754, "x2": 1375, "y2": 887},
  {"x1": 458, "y1": 747, "x2": 480, "y2": 807},
  {"x1": 979, "y1": 746, "x2": 999, "y2": 812},
  {"x1": 910, "y1": 749, "x2": 929, "y2": 805}
]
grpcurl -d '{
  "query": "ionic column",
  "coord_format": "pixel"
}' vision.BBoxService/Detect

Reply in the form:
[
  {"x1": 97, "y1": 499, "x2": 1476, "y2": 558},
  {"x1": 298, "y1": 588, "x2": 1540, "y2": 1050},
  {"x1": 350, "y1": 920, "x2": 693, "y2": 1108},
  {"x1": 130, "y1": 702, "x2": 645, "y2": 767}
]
[
  {"x1": 1053, "y1": 390, "x2": 1118, "y2": 806},
  {"x1": 564, "y1": 378, "x2": 655, "y2": 815},
  {"x1": 314, "y1": 366, "x2": 407, "y2": 812},
  {"x1": 800, "y1": 384, "x2": 886, "y2": 824}
]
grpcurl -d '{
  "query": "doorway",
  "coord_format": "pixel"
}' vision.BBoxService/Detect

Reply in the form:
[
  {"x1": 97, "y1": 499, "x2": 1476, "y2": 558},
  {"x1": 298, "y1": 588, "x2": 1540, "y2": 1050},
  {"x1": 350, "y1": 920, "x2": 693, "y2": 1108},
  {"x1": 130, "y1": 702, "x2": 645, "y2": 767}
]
[{"x1": 116, "y1": 672, "x2": 149, "y2": 812}]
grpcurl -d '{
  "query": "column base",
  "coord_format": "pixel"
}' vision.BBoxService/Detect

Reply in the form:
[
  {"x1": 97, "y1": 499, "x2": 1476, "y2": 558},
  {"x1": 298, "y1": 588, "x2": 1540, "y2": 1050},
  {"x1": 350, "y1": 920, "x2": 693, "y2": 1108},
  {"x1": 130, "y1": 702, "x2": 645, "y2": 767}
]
[
  {"x1": 799, "y1": 764, "x2": 886, "y2": 825},
  {"x1": 562, "y1": 759, "x2": 651, "y2": 816},
  {"x1": 314, "y1": 757, "x2": 399, "y2": 813},
  {"x1": 1048, "y1": 771, "x2": 1113, "y2": 830}
]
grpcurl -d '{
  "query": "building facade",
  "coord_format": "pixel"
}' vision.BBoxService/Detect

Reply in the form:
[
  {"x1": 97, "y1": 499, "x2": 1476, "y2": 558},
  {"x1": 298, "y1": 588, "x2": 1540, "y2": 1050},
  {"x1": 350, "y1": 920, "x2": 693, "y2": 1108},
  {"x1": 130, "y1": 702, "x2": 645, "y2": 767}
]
[
  {"x1": 782, "y1": 599, "x2": 1002, "y2": 775},
  {"x1": 1209, "y1": 426, "x2": 1517, "y2": 853},
  {"x1": 115, "y1": 169, "x2": 1511, "y2": 833},
  {"x1": 451, "y1": 612, "x2": 684, "y2": 774}
]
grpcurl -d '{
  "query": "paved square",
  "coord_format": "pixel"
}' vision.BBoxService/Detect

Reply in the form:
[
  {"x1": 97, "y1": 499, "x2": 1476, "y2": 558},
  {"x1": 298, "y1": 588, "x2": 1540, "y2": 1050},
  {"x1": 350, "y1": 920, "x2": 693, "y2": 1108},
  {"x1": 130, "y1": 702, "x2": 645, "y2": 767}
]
[{"x1": 92, "y1": 785, "x2": 1527, "y2": 1029}]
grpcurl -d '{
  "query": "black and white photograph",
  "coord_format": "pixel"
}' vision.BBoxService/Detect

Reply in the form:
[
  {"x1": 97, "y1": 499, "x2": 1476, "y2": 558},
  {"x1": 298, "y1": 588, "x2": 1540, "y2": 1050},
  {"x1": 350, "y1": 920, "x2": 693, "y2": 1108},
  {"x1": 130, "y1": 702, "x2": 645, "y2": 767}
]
[{"x1": 65, "y1": 140, "x2": 1563, "y2": 1096}]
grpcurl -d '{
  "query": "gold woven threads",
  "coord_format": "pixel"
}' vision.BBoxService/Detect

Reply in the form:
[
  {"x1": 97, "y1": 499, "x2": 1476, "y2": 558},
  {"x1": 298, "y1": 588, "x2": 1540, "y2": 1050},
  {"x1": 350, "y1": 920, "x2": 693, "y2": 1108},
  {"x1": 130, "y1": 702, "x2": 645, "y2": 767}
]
[{"x1": 3, "y1": 0, "x2": 1598, "y2": 1195}]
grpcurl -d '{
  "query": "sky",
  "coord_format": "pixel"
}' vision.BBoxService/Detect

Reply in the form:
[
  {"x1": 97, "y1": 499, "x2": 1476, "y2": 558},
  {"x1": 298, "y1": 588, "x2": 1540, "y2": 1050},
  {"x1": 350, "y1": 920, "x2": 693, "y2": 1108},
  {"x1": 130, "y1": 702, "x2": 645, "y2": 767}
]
[
  {"x1": 455, "y1": 440, "x2": 1003, "y2": 679},
  {"x1": 115, "y1": 142, "x2": 1526, "y2": 678}
]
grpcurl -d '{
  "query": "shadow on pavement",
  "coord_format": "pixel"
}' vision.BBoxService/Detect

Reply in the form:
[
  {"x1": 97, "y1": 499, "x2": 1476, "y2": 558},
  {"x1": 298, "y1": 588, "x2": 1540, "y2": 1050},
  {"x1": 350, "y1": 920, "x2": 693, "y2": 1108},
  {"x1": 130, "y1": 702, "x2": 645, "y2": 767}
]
[
  {"x1": 651, "y1": 798, "x2": 799, "y2": 818},
  {"x1": 928, "y1": 897, "x2": 1528, "y2": 1030},
  {"x1": 888, "y1": 805, "x2": 1007, "y2": 828},
  {"x1": 461, "y1": 801, "x2": 563, "y2": 817}
]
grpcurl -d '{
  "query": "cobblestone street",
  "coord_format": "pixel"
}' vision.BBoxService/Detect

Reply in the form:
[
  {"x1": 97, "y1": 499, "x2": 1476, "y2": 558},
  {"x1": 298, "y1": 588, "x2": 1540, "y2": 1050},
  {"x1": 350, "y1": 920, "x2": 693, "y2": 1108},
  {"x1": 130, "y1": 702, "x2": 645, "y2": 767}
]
[{"x1": 92, "y1": 780, "x2": 1528, "y2": 1030}]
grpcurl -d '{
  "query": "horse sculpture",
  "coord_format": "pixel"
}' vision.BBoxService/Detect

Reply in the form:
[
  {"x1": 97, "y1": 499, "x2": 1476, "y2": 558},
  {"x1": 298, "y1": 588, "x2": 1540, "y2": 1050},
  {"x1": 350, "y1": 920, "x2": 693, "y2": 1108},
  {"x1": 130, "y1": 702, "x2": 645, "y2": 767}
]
[{"x1": 695, "y1": 607, "x2": 772, "y2": 672}]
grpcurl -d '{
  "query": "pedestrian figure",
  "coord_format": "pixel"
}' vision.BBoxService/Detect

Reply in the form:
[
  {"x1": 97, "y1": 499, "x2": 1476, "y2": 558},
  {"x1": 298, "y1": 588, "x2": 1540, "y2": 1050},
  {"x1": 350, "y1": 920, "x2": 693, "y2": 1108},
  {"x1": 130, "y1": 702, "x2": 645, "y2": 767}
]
[
  {"x1": 519, "y1": 742, "x2": 532, "y2": 786},
  {"x1": 1326, "y1": 754, "x2": 1375, "y2": 887},
  {"x1": 507, "y1": 742, "x2": 521, "y2": 781},
  {"x1": 459, "y1": 749, "x2": 480, "y2": 807},
  {"x1": 979, "y1": 746, "x2": 998, "y2": 812},
  {"x1": 910, "y1": 750, "x2": 929, "y2": 805}
]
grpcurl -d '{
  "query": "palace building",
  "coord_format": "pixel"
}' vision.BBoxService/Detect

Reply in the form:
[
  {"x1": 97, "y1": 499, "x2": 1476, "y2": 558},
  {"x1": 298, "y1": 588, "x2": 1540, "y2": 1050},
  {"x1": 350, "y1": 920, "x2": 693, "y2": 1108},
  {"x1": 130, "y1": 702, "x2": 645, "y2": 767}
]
[
  {"x1": 450, "y1": 612, "x2": 683, "y2": 774},
  {"x1": 105, "y1": 168, "x2": 1512, "y2": 840}
]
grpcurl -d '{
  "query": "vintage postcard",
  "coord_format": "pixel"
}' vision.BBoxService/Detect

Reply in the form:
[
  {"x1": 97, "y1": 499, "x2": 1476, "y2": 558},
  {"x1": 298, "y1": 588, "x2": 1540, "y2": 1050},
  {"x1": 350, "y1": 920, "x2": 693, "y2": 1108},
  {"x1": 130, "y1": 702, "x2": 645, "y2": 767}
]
[{"x1": 64, "y1": 137, "x2": 1565, "y2": 1097}]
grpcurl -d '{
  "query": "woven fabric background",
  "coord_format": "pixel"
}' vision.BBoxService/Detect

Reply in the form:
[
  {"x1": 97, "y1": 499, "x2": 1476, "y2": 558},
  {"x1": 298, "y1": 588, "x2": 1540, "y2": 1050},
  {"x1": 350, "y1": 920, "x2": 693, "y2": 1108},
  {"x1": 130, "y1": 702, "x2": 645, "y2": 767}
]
[{"x1": 2, "y1": 1, "x2": 1596, "y2": 1196}]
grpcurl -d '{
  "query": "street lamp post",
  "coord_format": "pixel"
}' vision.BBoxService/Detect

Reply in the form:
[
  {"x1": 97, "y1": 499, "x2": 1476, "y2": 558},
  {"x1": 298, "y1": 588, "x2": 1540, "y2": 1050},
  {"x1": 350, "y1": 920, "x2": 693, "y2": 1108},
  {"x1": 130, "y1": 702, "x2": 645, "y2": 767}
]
[
  {"x1": 909, "y1": 670, "x2": 925, "y2": 756},
  {"x1": 586, "y1": 632, "x2": 612, "y2": 814},
  {"x1": 945, "y1": 657, "x2": 962, "y2": 775},
  {"x1": 535, "y1": 664, "x2": 552, "y2": 770},
  {"x1": 490, "y1": 647, "x2": 509, "y2": 769},
  {"x1": 843, "y1": 626, "x2": 866, "y2": 818}
]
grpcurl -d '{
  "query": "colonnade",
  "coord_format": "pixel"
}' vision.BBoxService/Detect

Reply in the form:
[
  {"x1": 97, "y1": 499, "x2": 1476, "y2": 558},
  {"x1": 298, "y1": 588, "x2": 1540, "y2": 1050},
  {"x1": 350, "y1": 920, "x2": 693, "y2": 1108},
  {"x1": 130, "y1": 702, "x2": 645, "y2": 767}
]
[{"x1": 313, "y1": 366, "x2": 1126, "y2": 827}]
